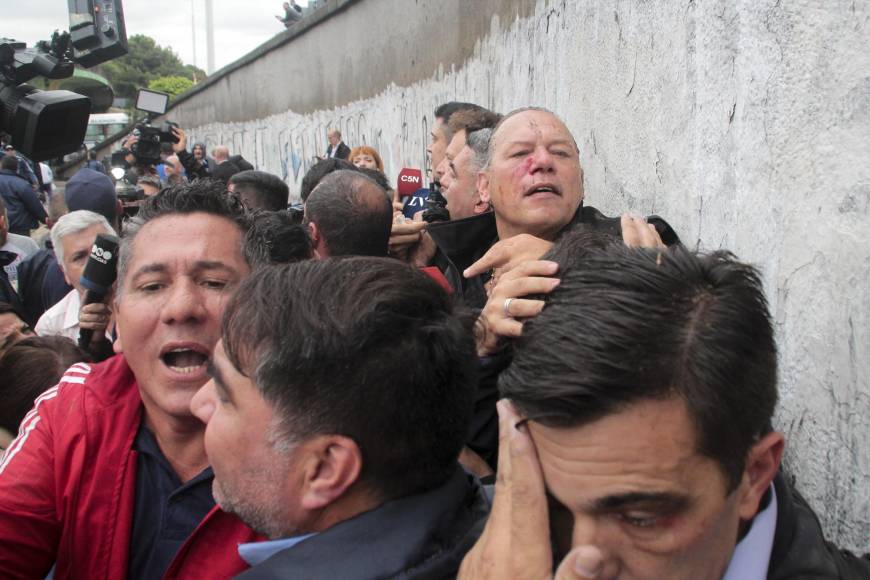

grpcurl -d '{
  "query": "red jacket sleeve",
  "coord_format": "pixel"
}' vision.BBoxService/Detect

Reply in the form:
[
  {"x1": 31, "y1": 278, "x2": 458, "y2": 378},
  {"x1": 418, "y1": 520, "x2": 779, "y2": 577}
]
[{"x1": 0, "y1": 381, "x2": 66, "y2": 578}]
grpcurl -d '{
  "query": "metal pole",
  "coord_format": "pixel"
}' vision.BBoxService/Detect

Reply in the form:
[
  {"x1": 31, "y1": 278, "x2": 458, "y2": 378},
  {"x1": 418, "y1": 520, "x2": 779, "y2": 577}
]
[
  {"x1": 191, "y1": 0, "x2": 198, "y2": 75},
  {"x1": 205, "y1": 0, "x2": 215, "y2": 75}
]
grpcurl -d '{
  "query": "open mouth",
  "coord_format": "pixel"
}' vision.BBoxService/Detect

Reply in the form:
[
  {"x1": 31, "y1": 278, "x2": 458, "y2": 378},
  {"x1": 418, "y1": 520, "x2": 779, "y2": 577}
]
[
  {"x1": 525, "y1": 184, "x2": 561, "y2": 197},
  {"x1": 161, "y1": 347, "x2": 208, "y2": 375}
]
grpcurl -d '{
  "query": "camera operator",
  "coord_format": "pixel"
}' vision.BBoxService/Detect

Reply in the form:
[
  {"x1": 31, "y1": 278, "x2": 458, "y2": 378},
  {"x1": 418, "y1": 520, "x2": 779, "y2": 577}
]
[{"x1": 121, "y1": 125, "x2": 208, "y2": 183}]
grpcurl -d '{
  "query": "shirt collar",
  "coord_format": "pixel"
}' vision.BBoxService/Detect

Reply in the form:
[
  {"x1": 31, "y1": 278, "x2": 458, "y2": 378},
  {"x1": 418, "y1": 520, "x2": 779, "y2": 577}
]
[
  {"x1": 238, "y1": 533, "x2": 317, "y2": 567},
  {"x1": 62, "y1": 290, "x2": 82, "y2": 331},
  {"x1": 722, "y1": 483, "x2": 778, "y2": 580}
]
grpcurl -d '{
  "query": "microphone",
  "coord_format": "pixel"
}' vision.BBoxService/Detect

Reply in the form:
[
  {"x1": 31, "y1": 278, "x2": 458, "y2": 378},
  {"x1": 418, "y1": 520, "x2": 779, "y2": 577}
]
[
  {"x1": 397, "y1": 168, "x2": 424, "y2": 198},
  {"x1": 78, "y1": 233, "x2": 120, "y2": 348}
]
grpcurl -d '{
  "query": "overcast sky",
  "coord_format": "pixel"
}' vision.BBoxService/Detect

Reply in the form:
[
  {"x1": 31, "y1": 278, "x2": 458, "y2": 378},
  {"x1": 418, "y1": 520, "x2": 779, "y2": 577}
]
[{"x1": 7, "y1": 0, "x2": 310, "y2": 73}]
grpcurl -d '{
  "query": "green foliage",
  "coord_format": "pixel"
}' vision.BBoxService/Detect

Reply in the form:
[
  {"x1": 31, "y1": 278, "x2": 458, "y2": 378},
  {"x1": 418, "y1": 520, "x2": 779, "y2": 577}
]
[
  {"x1": 148, "y1": 75, "x2": 195, "y2": 97},
  {"x1": 98, "y1": 34, "x2": 205, "y2": 100}
]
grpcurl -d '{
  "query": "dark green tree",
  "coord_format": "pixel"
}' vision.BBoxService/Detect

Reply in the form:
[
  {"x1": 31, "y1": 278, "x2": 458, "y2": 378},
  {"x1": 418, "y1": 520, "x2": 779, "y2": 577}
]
[
  {"x1": 148, "y1": 75, "x2": 195, "y2": 98},
  {"x1": 98, "y1": 34, "x2": 205, "y2": 100}
]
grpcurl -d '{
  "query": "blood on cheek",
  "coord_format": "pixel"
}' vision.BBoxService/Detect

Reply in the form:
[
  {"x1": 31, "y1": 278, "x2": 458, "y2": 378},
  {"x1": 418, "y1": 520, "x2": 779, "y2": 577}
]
[{"x1": 513, "y1": 156, "x2": 535, "y2": 179}]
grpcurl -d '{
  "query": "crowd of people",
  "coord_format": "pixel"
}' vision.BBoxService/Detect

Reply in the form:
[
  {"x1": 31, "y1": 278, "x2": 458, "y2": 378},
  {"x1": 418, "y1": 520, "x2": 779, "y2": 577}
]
[{"x1": 0, "y1": 101, "x2": 867, "y2": 579}]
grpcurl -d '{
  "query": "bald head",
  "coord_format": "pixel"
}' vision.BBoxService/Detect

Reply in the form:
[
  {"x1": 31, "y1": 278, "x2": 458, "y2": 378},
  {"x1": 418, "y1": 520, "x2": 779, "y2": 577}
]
[
  {"x1": 213, "y1": 145, "x2": 230, "y2": 163},
  {"x1": 304, "y1": 170, "x2": 392, "y2": 257},
  {"x1": 478, "y1": 108, "x2": 584, "y2": 241}
]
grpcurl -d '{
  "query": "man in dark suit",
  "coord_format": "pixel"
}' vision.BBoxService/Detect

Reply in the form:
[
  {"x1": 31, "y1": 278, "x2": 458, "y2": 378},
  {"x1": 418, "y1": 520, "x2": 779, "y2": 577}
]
[
  {"x1": 324, "y1": 129, "x2": 350, "y2": 160},
  {"x1": 459, "y1": 237, "x2": 870, "y2": 580},
  {"x1": 183, "y1": 258, "x2": 489, "y2": 577}
]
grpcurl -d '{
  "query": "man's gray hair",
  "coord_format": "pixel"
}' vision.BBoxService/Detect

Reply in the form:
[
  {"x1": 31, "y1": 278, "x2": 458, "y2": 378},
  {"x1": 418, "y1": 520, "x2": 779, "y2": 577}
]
[
  {"x1": 481, "y1": 106, "x2": 579, "y2": 169},
  {"x1": 51, "y1": 210, "x2": 115, "y2": 265},
  {"x1": 466, "y1": 128, "x2": 492, "y2": 171}
]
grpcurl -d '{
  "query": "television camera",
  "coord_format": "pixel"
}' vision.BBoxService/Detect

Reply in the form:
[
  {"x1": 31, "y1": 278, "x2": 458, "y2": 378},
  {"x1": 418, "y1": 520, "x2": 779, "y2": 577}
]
[{"x1": 0, "y1": 0, "x2": 127, "y2": 161}]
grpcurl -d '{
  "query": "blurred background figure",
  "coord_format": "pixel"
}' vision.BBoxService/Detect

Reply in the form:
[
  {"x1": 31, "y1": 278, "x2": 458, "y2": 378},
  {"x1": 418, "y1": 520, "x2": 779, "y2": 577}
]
[
  {"x1": 349, "y1": 146, "x2": 384, "y2": 172},
  {"x1": 0, "y1": 335, "x2": 91, "y2": 457}
]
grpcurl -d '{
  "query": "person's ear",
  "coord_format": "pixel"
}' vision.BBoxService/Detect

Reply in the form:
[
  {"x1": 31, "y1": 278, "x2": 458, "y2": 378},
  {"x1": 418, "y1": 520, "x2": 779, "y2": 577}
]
[
  {"x1": 737, "y1": 431, "x2": 784, "y2": 521},
  {"x1": 477, "y1": 171, "x2": 491, "y2": 206},
  {"x1": 300, "y1": 435, "x2": 363, "y2": 511},
  {"x1": 472, "y1": 192, "x2": 490, "y2": 215},
  {"x1": 112, "y1": 298, "x2": 124, "y2": 353}
]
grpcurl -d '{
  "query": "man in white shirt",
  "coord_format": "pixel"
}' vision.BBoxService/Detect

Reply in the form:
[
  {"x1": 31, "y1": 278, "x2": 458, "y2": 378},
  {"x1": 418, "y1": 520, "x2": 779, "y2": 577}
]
[{"x1": 35, "y1": 210, "x2": 116, "y2": 343}]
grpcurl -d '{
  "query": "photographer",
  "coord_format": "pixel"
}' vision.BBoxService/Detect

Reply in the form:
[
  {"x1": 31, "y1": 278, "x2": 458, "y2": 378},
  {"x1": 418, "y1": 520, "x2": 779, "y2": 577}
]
[{"x1": 121, "y1": 125, "x2": 208, "y2": 184}]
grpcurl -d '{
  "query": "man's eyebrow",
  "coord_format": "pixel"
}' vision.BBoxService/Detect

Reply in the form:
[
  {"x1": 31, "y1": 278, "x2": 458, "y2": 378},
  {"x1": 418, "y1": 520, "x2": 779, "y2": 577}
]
[
  {"x1": 592, "y1": 492, "x2": 690, "y2": 512},
  {"x1": 132, "y1": 261, "x2": 237, "y2": 278},
  {"x1": 504, "y1": 138, "x2": 576, "y2": 148},
  {"x1": 132, "y1": 263, "x2": 168, "y2": 278},
  {"x1": 191, "y1": 260, "x2": 236, "y2": 272}
]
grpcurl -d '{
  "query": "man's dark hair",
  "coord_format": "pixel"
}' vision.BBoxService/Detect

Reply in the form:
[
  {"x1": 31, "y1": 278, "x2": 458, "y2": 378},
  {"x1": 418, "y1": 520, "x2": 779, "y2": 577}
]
[
  {"x1": 447, "y1": 108, "x2": 502, "y2": 137},
  {"x1": 222, "y1": 257, "x2": 476, "y2": 500},
  {"x1": 299, "y1": 158, "x2": 356, "y2": 202},
  {"x1": 434, "y1": 101, "x2": 487, "y2": 123},
  {"x1": 118, "y1": 179, "x2": 250, "y2": 287},
  {"x1": 304, "y1": 170, "x2": 391, "y2": 257},
  {"x1": 356, "y1": 167, "x2": 391, "y2": 193},
  {"x1": 500, "y1": 235, "x2": 778, "y2": 492},
  {"x1": 228, "y1": 155, "x2": 254, "y2": 172},
  {"x1": 230, "y1": 170, "x2": 290, "y2": 212},
  {"x1": 0, "y1": 301, "x2": 24, "y2": 319},
  {"x1": 244, "y1": 210, "x2": 313, "y2": 267},
  {"x1": 0, "y1": 335, "x2": 91, "y2": 433},
  {"x1": 1, "y1": 155, "x2": 18, "y2": 172},
  {"x1": 434, "y1": 102, "x2": 490, "y2": 143},
  {"x1": 87, "y1": 149, "x2": 99, "y2": 160}
]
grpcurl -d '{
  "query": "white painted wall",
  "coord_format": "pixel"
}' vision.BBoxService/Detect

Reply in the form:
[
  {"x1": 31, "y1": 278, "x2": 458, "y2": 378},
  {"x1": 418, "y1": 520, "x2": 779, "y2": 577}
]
[{"x1": 186, "y1": 0, "x2": 870, "y2": 551}]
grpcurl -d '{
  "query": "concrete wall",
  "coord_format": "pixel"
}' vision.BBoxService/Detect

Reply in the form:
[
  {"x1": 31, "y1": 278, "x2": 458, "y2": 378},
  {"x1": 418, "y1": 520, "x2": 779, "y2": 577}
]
[{"x1": 166, "y1": 0, "x2": 870, "y2": 551}]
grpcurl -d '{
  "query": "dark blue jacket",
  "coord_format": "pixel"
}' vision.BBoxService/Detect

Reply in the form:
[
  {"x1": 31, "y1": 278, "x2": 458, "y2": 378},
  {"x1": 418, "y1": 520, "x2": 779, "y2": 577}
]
[
  {"x1": 236, "y1": 468, "x2": 490, "y2": 579},
  {"x1": 0, "y1": 169, "x2": 46, "y2": 234}
]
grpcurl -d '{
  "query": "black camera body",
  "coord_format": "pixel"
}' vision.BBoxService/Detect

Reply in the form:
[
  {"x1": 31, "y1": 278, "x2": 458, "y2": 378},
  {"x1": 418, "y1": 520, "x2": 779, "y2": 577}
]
[
  {"x1": 0, "y1": 1, "x2": 127, "y2": 161},
  {"x1": 422, "y1": 181, "x2": 450, "y2": 223},
  {"x1": 131, "y1": 121, "x2": 178, "y2": 166}
]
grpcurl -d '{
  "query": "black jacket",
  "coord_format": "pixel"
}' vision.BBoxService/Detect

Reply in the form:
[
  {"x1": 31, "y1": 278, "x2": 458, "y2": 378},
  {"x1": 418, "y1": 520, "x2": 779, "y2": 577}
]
[
  {"x1": 769, "y1": 473, "x2": 870, "y2": 579},
  {"x1": 16, "y1": 247, "x2": 72, "y2": 326},
  {"x1": 326, "y1": 142, "x2": 351, "y2": 161},
  {"x1": 0, "y1": 169, "x2": 46, "y2": 234},
  {"x1": 236, "y1": 468, "x2": 490, "y2": 580},
  {"x1": 427, "y1": 204, "x2": 681, "y2": 311},
  {"x1": 428, "y1": 206, "x2": 680, "y2": 468}
]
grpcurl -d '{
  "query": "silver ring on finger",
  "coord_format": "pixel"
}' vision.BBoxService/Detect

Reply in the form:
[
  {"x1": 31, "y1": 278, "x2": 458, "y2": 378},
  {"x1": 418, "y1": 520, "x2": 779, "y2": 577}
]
[{"x1": 503, "y1": 297, "x2": 514, "y2": 317}]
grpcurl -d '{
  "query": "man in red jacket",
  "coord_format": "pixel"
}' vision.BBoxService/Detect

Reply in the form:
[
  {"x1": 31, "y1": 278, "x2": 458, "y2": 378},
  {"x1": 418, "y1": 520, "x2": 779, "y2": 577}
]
[{"x1": 0, "y1": 180, "x2": 255, "y2": 579}]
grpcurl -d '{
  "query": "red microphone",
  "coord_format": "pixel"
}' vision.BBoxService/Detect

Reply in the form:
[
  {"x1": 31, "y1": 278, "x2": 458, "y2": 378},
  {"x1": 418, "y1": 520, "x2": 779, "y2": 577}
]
[{"x1": 397, "y1": 168, "x2": 423, "y2": 198}]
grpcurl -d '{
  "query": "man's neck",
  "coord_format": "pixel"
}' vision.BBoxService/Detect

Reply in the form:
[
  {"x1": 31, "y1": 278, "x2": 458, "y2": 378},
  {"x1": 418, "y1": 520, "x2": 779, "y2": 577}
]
[
  {"x1": 495, "y1": 221, "x2": 559, "y2": 243},
  {"x1": 142, "y1": 406, "x2": 208, "y2": 483},
  {"x1": 293, "y1": 488, "x2": 381, "y2": 538}
]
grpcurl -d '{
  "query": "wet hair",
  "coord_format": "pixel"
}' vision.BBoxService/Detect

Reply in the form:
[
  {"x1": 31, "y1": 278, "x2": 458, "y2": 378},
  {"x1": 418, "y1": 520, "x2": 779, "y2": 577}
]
[
  {"x1": 501, "y1": 234, "x2": 778, "y2": 492},
  {"x1": 0, "y1": 336, "x2": 91, "y2": 433},
  {"x1": 221, "y1": 257, "x2": 476, "y2": 500}
]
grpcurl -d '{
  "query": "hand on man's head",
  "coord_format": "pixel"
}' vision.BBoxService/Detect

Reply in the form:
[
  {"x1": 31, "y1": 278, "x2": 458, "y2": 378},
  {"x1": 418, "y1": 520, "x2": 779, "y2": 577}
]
[{"x1": 459, "y1": 400, "x2": 606, "y2": 580}]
